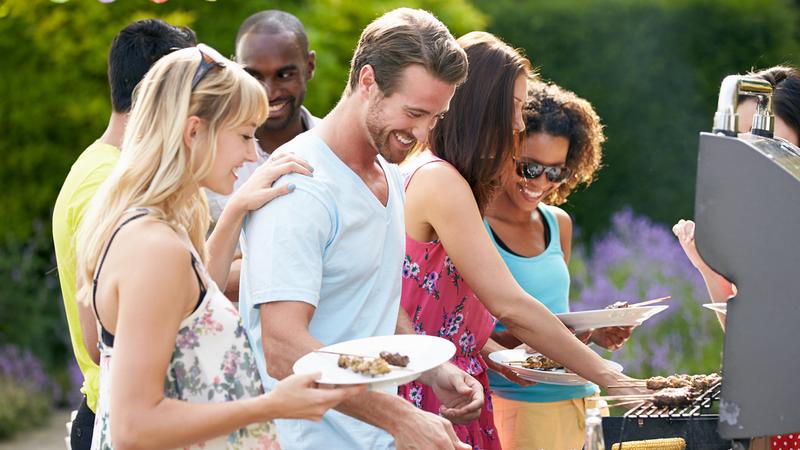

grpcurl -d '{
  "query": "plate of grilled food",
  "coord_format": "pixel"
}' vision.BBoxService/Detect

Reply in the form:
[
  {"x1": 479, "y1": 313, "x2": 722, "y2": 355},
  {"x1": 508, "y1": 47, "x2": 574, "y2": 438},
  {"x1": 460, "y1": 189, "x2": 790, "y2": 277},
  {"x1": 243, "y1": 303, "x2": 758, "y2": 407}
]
[
  {"x1": 702, "y1": 303, "x2": 727, "y2": 314},
  {"x1": 556, "y1": 296, "x2": 671, "y2": 332},
  {"x1": 293, "y1": 334, "x2": 456, "y2": 388},
  {"x1": 488, "y1": 348, "x2": 624, "y2": 386}
]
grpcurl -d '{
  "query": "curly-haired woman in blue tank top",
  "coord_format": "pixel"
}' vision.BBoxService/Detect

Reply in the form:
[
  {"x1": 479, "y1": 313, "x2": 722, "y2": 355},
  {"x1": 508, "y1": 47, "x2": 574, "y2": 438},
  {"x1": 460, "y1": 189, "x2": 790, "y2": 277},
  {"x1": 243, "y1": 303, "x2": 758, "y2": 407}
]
[{"x1": 483, "y1": 81, "x2": 634, "y2": 450}]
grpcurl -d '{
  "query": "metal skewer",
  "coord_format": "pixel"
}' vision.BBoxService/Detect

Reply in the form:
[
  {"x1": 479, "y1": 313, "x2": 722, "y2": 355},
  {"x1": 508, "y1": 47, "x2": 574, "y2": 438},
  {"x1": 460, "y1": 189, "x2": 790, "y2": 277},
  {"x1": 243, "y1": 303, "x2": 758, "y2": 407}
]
[
  {"x1": 628, "y1": 295, "x2": 672, "y2": 308},
  {"x1": 597, "y1": 394, "x2": 654, "y2": 401}
]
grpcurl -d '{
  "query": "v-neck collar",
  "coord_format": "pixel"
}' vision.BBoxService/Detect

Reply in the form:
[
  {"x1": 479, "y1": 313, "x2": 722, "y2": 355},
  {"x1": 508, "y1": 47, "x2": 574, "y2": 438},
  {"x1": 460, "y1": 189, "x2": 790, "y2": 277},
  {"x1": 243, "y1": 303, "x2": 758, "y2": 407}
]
[{"x1": 308, "y1": 132, "x2": 392, "y2": 212}]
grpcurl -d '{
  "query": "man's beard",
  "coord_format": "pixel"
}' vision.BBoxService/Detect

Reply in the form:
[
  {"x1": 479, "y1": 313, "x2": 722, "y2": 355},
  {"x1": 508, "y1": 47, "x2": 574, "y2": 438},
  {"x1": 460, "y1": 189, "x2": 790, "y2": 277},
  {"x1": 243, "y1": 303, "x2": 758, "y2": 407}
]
[{"x1": 365, "y1": 99, "x2": 411, "y2": 164}]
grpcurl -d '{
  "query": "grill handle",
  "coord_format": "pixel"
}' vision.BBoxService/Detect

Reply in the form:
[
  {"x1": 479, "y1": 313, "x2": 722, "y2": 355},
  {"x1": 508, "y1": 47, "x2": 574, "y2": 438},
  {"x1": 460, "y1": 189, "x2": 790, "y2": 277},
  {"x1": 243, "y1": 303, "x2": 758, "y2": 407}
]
[{"x1": 712, "y1": 75, "x2": 774, "y2": 138}]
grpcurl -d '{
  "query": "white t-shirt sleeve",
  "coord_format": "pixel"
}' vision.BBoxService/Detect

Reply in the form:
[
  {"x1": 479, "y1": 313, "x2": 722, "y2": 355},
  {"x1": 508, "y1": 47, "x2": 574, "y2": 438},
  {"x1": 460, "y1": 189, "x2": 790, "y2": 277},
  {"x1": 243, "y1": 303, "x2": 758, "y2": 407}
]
[{"x1": 241, "y1": 186, "x2": 333, "y2": 308}]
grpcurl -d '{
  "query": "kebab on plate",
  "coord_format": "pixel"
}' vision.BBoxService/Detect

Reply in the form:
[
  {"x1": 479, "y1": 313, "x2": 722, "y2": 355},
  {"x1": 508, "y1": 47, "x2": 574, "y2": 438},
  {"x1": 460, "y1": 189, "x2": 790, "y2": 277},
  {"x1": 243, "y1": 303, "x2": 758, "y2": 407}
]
[
  {"x1": 335, "y1": 351, "x2": 411, "y2": 377},
  {"x1": 520, "y1": 354, "x2": 565, "y2": 371}
]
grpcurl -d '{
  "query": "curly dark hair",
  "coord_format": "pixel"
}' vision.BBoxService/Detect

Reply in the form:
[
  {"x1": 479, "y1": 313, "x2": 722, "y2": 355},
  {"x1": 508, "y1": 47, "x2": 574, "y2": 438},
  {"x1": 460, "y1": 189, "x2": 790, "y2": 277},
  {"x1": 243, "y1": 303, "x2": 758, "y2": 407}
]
[{"x1": 523, "y1": 81, "x2": 605, "y2": 205}]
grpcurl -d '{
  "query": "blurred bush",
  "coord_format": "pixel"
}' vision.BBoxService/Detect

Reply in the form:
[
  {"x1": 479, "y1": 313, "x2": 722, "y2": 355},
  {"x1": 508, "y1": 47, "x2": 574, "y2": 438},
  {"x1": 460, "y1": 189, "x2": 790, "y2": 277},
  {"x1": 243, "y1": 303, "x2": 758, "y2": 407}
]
[
  {"x1": 0, "y1": 345, "x2": 55, "y2": 440},
  {"x1": 570, "y1": 209, "x2": 725, "y2": 377},
  {"x1": 0, "y1": 0, "x2": 485, "y2": 241},
  {"x1": 475, "y1": 0, "x2": 800, "y2": 240},
  {"x1": 0, "y1": 220, "x2": 67, "y2": 373}
]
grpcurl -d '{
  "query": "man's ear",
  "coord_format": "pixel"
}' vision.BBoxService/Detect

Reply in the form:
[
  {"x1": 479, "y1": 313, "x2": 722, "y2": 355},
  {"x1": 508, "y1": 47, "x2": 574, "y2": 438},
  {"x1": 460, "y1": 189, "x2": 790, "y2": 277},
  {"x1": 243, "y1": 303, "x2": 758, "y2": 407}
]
[
  {"x1": 357, "y1": 64, "x2": 377, "y2": 99},
  {"x1": 183, "y1": 116, "x2": 203, "y2": 150},
  {"x1": 306, "y1": 50, "x2": 316, "y2": 81}
]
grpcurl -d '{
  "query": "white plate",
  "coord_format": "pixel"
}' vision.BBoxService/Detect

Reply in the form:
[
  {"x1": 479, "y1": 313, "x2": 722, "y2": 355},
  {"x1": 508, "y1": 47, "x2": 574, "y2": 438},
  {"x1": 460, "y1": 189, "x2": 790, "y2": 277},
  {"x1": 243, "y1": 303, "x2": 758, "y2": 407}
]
[
  {"x1": 293, "y1": 334, "x2": 456, "y2": 389},
  {"x1": 488, "y1": 348, "x2": 624, "y2": 386},
  {"x1": 555, "y1": 305, "x2": 669, "y2": 332},
  {"x1": 702, "y1": 303, "x2": 727, "y2": 314}
]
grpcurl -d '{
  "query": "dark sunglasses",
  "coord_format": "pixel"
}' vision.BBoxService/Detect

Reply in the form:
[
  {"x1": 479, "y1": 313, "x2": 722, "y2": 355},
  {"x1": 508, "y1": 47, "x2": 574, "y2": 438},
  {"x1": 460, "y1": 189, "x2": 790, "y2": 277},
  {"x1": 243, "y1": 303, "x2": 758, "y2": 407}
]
[
  {"x1": 515, "y1": 160, "x2": 571, "y2": 183},
  {"x1": 190, "y1": 43, "x2": 226, "y2": 91}
]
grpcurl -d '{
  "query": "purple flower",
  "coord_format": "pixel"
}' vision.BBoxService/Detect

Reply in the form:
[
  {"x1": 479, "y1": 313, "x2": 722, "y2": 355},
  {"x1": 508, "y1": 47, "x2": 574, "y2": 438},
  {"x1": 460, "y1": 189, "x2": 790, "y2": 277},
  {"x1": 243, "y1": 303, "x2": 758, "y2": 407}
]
[
  {"x1": 0, "y1": 344, "x2": 56, "y2": 399},
  {"x1": 444, "y1": 256, "x2": 456, "y2": 274},
  {"x1": 466, "y1": 356, "x2": 482, "y2": 375},
  {"x1": 423, "y1": 272, "x2": 439, "y2": 294},
  {"x1": 570, "y1": 208, "x2": 723, "y2": 378},
  {"x1": 221, "y1": 348, "x2": 240, "y2": 377},
  {"x1": 410, "y1": 263, "x2": 420, "y2": 278},
  {"x1": 459, "y1": 330, "x2": 476, "y2": 354},
  {"x1": 439, "y1": 313, "x2": 463, "y2": 337},
  {"x1": 176, "y1": 329, "x2": 200, "y2": 349}
]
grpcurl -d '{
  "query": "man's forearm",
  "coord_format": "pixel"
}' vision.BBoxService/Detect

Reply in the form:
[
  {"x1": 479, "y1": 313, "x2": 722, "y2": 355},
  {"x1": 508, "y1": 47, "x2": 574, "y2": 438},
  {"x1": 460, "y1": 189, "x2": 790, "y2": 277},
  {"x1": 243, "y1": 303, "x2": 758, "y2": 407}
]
[
  {"x1": 264, "y1": 329, "x2": 413, "y2": 434},
  {"x1": 334, "y1": 388, "x2": 414, "y2": 436},
  {"x1": 262, "y1": 323, "x2": 321, "y2": 380}
]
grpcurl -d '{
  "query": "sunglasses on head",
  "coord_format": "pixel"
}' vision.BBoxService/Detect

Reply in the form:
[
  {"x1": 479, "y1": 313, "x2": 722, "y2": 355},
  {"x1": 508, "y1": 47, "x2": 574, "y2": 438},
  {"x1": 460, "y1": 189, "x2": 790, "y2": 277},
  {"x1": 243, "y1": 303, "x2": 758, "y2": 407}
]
[
  {"x1": 515, "y1": 159, "x2": 571, "y2": 183},
  {"x1": 190, "y1": 43, "x2": 227, "y2": 91}
]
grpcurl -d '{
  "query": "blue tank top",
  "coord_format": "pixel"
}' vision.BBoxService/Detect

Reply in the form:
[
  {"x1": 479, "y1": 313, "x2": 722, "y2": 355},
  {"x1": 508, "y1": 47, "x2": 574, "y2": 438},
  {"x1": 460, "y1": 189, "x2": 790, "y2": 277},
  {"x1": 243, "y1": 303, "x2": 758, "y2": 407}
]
[{"x1": 485, "y1": 204, "x2": 598, "y2": 402}]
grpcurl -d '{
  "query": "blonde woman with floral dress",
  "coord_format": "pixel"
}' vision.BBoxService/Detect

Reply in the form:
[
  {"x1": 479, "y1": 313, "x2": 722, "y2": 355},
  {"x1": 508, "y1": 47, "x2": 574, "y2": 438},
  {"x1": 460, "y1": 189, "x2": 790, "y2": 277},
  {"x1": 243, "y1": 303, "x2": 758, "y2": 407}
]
[{"x1": 75, "y1": 45, "x2": 362, "y2": 450}]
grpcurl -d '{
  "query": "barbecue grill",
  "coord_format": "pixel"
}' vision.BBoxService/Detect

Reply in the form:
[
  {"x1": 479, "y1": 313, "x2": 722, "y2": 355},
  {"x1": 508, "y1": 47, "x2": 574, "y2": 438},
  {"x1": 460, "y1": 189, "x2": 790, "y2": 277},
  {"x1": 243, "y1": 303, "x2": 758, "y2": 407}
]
[
  {"x1": 603, "y1": 74, "x2": 800, "y2": 449},
  {"x1": 603, "y1": 381, "x2": 730, "y2": 449},
  {"x1": 696, "y1": 75, "x2": 800, "y2": 443}
]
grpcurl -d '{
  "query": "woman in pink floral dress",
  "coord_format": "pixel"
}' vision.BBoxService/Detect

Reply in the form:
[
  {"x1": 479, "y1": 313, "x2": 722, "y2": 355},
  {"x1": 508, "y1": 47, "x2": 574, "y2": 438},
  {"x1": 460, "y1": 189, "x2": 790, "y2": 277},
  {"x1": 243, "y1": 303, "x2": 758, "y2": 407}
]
[{"x1": 398, "y1": 32, "x2": 641, "y2": 449}]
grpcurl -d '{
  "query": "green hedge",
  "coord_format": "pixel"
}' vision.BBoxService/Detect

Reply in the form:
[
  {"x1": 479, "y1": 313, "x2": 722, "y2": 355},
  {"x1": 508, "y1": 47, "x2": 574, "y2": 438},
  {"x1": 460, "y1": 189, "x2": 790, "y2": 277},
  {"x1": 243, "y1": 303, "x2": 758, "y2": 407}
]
[
  {"x1": 0, "y1": 0, "x2": 484, "y2": 385},
  {"x1": 0, "y1": 0, "x2": 485, "y2": 242},
  {"x1": 475, "y1": 0, "x2": 800, "y2": 239}
]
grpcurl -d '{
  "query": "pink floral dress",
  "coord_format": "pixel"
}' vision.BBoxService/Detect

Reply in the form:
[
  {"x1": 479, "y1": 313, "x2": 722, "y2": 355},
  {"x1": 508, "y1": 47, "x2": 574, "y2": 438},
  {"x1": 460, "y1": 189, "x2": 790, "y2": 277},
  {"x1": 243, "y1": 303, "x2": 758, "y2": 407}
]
[{"x1": 397, "y1": 156, "x2": 501, "y2": 450}]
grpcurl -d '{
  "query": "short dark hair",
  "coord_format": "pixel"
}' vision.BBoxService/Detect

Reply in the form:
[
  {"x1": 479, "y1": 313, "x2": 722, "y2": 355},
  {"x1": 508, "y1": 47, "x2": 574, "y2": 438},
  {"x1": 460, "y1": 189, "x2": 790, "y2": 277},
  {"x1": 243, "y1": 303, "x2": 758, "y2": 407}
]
[
  {"x1": 346, "y1": 8, "x2": 467, "y2": 97},
  {"x1": 108, "y1": 19, "x2": 196, "y2": 113},
  {"x1": 430, "y1": 31, "x2": 532, "y2": 212},
  {"x1": 235, "y1": 10, "x2": 309, "y2": 54}
]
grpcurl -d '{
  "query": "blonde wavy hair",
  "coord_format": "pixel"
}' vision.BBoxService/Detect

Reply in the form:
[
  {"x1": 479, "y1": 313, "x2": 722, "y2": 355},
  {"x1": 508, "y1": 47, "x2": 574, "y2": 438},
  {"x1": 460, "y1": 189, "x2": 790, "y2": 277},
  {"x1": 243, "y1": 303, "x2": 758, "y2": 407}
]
[{"x1": 76, "y1": 46, "x2": 268, "y2": 306}]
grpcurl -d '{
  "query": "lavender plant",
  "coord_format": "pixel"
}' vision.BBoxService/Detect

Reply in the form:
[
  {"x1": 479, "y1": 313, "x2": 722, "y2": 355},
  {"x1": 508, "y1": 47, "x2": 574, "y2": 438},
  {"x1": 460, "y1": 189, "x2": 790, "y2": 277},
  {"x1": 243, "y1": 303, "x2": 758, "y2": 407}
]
[
  {"x1": 570, "y1": 209, "x2": 724, "y2": 377},
  {"x1": 0, "y1": 344, "x2": 54, "y2": 439}
]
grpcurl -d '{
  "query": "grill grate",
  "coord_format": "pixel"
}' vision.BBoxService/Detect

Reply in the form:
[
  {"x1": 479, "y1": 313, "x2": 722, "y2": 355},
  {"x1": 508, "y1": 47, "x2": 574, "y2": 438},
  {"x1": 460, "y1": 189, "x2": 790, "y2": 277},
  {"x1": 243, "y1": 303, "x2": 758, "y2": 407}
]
[{"x1": 624, "y1": 381, "x2": 722, "y2": 418}]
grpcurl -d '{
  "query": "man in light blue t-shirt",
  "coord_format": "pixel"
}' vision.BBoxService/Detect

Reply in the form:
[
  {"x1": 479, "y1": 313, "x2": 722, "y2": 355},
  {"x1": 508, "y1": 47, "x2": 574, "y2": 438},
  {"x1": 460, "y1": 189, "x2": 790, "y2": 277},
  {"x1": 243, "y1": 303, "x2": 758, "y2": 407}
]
[{"x1": 240, "y1": 8, "x2": 483, "y2": 450}]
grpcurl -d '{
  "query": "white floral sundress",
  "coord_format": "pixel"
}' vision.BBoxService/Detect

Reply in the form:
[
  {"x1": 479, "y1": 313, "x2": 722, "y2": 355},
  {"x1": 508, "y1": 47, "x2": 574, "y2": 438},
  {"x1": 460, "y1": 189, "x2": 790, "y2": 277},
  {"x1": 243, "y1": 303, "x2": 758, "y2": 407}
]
[{"x1": 91, "y1": 236, "x2": 280, "y2": 449}]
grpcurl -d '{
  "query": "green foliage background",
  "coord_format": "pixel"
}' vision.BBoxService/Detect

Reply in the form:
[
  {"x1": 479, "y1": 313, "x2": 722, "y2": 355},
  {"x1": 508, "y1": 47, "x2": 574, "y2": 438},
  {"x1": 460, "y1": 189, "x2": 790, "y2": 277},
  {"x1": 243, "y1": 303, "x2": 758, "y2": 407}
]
[
  {"x1": 475, "y1": 0, "x2": 800, "y2": 236},
  {"x1": 0, "y1": 0, "x2": 798, "y2": 430},
  {"x1": 0, "y1": 0, "x2": 485, "y2": 241}
]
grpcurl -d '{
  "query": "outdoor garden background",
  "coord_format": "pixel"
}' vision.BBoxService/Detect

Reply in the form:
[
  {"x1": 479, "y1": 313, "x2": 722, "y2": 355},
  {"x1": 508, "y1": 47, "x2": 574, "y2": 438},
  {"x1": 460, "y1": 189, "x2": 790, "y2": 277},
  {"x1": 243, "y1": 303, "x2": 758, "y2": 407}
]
[{"x1": 1, "y1": 0, "x2": 798, "y2": 439}]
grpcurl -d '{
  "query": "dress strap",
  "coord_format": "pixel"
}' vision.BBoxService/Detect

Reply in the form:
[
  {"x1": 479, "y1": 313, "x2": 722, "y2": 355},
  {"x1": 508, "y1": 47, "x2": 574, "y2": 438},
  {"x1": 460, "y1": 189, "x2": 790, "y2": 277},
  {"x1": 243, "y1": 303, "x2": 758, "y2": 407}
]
[
  {"x1": 402, "y1": 153, "x2": 450, "y2": 191},
  {"x1": 189, "y1": 253, "x2": 208, "y2": 311},
  {"x1": 92, "y1": 209, "x2": 150, "y2": 345}
]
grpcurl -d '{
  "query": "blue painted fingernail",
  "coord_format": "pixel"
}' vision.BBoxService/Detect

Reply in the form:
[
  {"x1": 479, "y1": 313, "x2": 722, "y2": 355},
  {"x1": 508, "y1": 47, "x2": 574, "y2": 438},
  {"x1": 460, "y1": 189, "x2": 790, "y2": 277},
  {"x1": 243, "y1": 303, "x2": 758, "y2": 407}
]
[{"x1": 288, "y1": 183, "x2": 296, "y2": 192}]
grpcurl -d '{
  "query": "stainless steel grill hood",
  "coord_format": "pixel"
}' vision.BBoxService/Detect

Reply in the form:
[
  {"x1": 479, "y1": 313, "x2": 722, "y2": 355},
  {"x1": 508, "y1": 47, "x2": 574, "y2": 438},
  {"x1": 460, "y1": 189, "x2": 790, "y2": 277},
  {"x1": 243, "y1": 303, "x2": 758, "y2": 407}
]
[{"x1": 694, "y1": 75, "x2": 800, "y2": 440}]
